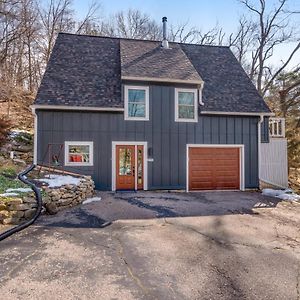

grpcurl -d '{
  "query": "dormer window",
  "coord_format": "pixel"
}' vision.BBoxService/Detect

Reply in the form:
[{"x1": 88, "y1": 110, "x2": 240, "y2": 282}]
[
  {"x1": 124, "y1": 85, "x2": 149, "y2": 121},
  {"x1": 175, "y1": 88, "x2": 198, "y2": 122}
]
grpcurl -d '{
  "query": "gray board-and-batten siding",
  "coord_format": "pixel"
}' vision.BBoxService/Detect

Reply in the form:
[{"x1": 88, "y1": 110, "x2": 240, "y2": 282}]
[{"x1": 36, "y1": 86, "x2": 262, "y2": 190}]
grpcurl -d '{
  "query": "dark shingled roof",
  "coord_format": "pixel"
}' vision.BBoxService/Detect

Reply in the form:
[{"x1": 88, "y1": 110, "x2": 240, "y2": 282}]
[
  {"x1": 35, "y1": 33, "x2": 270, "y2": 113},
  {"x1": 120, "y1": 39, "x2": 202, "y2": 82},
  {"x1": 180, "y1": 44, "x2": 271, "y2": 113},
  {"x1": 35, "y1": 33, "x2": 122, "y2": 108}
]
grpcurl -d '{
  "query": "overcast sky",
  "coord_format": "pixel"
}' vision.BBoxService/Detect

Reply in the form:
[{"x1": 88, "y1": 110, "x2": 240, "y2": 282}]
[{"x1": 73, "y1": 0, "x2": 300, "y2": 69}]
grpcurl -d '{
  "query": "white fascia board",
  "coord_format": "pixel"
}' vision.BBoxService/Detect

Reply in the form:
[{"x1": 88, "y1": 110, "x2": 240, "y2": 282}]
[
  {"x1": 31, "y1": 104, "x2": 124, "y2": 112},
  {"x1": 122, "y1": 76, "x2": 203, "y2": 85}
]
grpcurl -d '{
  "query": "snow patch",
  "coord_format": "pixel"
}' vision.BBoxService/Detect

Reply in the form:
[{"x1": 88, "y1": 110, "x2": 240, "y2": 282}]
[
  {"x1": 37, "y1": 174, "x2": 81, "y2": 188},
  {"x1": 6, "y1": 188, "x2": 32, "y2": 193},
  {"x1": 0, "y1": 192, "x2": 19, "y2": 197},
  {"x1": 82, "y1": 197, "x2": 101, "y2": 205},
  {"x1": 262, "y1": 188, "x2": 300, "y2": 201}
]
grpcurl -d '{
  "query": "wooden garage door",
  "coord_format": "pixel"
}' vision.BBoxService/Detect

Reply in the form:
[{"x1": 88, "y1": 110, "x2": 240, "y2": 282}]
[{"x1": 189, "y1": 147, "x2": 240, "y2": 190}]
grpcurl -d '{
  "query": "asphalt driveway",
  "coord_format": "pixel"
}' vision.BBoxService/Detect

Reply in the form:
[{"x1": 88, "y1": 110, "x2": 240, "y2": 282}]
[{"x1": 0, "y1": 191, "x2": 299, "y2": 299}]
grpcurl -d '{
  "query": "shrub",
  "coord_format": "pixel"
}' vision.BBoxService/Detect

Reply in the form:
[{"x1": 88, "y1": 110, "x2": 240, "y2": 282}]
[
  {"x1": 0, "y1": 175, "x2": 26, "y2": 193},
  {"x1": 0, "y1": 166, "x2": 17, "y2": 178},
  {"x1": 0, "y1": 116, "x2": 12, "y2": 147},
  {"x1": 13, "y1": 131, "x2": 33, "y2": 145}
]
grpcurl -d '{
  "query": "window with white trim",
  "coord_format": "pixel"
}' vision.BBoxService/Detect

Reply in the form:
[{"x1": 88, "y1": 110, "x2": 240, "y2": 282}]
[
  {"x1": 175, "y1": 88, "x2": 198, "y2": 122},
  {"x1": 124, "y1": 85, "x2": 149, "y2": 120},
  {"x1": 65, "y1": 142, "x2": 93, "y2": 166}
]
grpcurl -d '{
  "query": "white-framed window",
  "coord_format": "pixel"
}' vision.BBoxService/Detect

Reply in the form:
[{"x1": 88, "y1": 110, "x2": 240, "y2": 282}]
[
  {"x1": 124, "y1": 85, "x2": 149, "y2": 121},
  {"x1": 175, "y1": 88, "x2": 198, "y2": 122},
  {"x1": 64, "y1": 141, "x2": 93, "y2": 166}
]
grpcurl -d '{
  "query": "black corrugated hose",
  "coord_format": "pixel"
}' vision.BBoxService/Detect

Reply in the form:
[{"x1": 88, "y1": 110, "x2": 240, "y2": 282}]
[{"x1": 0, "y1": 164, "x2": 43, "y2": 241}]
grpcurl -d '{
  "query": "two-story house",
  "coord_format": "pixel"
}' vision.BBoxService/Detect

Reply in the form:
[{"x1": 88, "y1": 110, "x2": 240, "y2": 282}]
[{"x1": 32, "y1": 18, "x2": 287, "y2": 192}]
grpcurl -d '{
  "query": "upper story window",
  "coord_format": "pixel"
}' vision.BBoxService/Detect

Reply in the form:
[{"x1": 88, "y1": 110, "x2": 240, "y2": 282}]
[
  {"x1": 64, "y1": 141, "x2": 93, "y2": 166},
  {"x1": 124, "y1": 85, "x2": 149, "y2": 121},
  {"x1": 175, "y1": 88, "x2": 198, "y2": 122}
]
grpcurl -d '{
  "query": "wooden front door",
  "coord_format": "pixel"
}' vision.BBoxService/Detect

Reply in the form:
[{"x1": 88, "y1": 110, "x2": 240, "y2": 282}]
[
  {"x1": 116, "y1": 145, "x2": 135, "y2": 190},
  {"x1": 116, "y1": 145, "x2": 144, "y2": 190}
]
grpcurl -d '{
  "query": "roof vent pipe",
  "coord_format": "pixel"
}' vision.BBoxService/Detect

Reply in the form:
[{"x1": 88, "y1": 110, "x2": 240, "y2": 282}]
[{"x1": 162, "y1": 16, "x2": 169, "y2": 49}]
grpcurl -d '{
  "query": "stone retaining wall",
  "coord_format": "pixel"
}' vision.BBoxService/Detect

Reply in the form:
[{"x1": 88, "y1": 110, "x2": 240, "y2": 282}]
[
  {"x1": 42, "y1": 176, "x2": 95, "y2": 213},
  {"x1": 0, "y1": 196, "x2": 37, "y2": 225},
  {"x1": 0, "y1": 175, "x2": 95, "y2": 225}
]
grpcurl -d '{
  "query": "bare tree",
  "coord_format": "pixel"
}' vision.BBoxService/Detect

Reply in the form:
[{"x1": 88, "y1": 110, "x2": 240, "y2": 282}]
[
  {"x1": 101, "y1": 9, "x2": 162, "y2": 40},
  {"x1": 169, "y1": 21, "x2": 227, "y2": 45},
  {"x1": 239, "y1": 0, "x2": 300, "y2": 96},
  {"x1": 75, "y1": 1, "x2": 102, "y2": 35},
  {"x1": 38, "y1": 0, "x2": 74, "y2": 64},
  {"x1": 229, "y1": 16, "x2": 255, "y2": 64},
  {"x1": 266, "y1": 67, "x2": 300, "y2": 172}
]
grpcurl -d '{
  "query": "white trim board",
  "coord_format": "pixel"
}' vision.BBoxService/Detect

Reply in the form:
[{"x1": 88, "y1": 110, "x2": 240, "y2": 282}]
[
  {"x1": 122, "y1": 76, "x2": 204, "y2": 85},
  {"x1": 32, "y1": 108, "x2": 38, "y2": 165},
  {"x1": 175, "y1": 88, "x2": 198, "y2": 123},
  {"x1": 124, "y1": 85, "x2": 150, "y2": 121},
  {"x1": 111, "y1": 141, "x2": 148, "y2": 191},
  {"x1": 64, "y1": 141, "x2": 94, "y2": 166},
  {"x1": 186, "y1": 144, "x2": 245, "y2": 192},
  {"x1": 31, "y1": 105, "x2": 124, "y2": 112}
]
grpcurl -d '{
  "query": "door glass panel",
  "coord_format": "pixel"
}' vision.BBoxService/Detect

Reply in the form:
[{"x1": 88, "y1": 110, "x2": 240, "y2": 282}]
[
  {"x1": 119, "y1": 148, "x2": 132, "y2": 175},
  {"x1": 137, "y1": 148, "x2": 143, "y2": 184}
]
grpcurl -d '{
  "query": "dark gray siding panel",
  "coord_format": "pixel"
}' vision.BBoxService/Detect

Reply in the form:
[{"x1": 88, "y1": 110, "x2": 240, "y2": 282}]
[
  {"x1": 36, "y1": 86, "x2": 260, "y2": 190},
  {"x1": 261, "y1": 117, "x2": 270, "y2": 143}
]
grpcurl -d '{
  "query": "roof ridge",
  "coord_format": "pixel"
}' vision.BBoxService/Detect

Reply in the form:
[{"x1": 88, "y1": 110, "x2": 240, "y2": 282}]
[{"x1": 58, "y1": 32, "x2": 230, "y2": 49}]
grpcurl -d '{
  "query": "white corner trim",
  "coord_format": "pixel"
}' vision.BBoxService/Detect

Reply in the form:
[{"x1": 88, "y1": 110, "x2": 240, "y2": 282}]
[
  {"x1": 111, "y1": 141, "x2": 148, "y2": 191},
  {"x1": 200, "y1": 111, "x2": 275, "y2": 117},
  {"x1": 32, "y1": 107, "x2": 38, "y2": 165},
  {"x1": 124, "y1": 85, "x2": 149, "y2": 121},
  {"x1": 186, "y1": 144, "x2": 245, "y2": 192},
  {"x1": 175, "y1": 88, "x2": 198, "y2": 123},
  {"x1": 31, "y1": 104, "x2": 124, "y2": 112},
  {"x1": 122, "y1": 75, "x2": 204, "y2": 85},
  {"x1": 64, "y1": 141, "x2": 94, "y2": 166}
]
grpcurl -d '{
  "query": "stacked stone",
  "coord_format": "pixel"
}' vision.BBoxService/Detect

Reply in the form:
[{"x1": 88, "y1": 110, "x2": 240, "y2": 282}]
[
  {"x1": 0, "y1": 176, "x2": 95, "y2": 225},
  {"x1": 42, "y1": 176, "x2": 95, "y2": 213},
  {"x1": 0, "y1": 195, "x2": 37, "y2": 225}
]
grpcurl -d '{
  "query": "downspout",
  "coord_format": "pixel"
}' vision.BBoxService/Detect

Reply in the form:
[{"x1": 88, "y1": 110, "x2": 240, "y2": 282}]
[
  {"x1": 32, "y1": 107, "x2": 38, "y2": 165},
  {"x1": 257, "y1": 115, "x2": 264, "y2": 188},
  {"x1": 198, "y1": 83, "x2": 204, "y2": 106}
]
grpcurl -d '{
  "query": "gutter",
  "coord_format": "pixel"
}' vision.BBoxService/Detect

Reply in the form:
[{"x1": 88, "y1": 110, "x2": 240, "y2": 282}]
[
  {"x1": 200, "y1": 111, "x2": 275, "y2": 117},
  {"x1": 31, "y1": 105, "x2": 124, "y2": 112}
]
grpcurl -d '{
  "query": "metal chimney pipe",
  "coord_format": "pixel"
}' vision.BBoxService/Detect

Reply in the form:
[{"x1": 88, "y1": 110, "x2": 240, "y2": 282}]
[{"x1": 162, "y1": 16, "x2": 169, "y2": 48}]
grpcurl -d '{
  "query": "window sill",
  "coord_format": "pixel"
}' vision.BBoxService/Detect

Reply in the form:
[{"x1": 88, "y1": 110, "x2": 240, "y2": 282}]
[
  {"x1": 125, "y1": 117, "x2": 149, "y2": 121},
  {"x1": 175, "y1": 118, "x2": 198, "y2": 123},
  {"x1": 65, "y1": 163, "x2": 93, "y2": 167}
]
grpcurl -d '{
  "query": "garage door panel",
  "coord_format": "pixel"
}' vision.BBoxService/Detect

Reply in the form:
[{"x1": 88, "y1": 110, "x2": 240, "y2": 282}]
[
  {"x1": 190, "y1": 160, "x2": 214, "y2": 166},
  {"x1": 189, "y1": 147, "x2": 240, "y2": 190},
  {"x1": 191, "y1": 170, "x2": 213, "y2": 178}
]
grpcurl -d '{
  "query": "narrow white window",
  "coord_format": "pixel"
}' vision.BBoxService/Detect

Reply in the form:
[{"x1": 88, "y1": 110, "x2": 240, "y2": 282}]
[
  {"x1": 175, "y1": 88, "x2": 198, "y2": 122},
  {"x1": 125, "y1": 85, "x2": 149, "y2": 121},
  {"x1": 64, "y1": 141, "x2": 93, "y2": 166}
]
